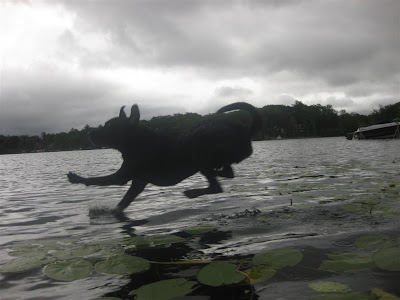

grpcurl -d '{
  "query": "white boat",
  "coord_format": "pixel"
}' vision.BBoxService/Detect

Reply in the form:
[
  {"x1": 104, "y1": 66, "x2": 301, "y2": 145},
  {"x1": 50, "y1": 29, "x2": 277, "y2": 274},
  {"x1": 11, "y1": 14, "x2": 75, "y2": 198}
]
[{"x1": 347, "y1": 119, "x2": 400, "y2": 140}]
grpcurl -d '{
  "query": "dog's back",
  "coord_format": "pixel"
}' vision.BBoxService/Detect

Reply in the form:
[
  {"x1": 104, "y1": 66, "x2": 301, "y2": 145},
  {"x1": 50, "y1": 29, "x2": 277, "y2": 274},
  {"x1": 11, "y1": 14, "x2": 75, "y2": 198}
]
[{"x1": 183, "y1": 102, "x2": 261, "y2": 170}]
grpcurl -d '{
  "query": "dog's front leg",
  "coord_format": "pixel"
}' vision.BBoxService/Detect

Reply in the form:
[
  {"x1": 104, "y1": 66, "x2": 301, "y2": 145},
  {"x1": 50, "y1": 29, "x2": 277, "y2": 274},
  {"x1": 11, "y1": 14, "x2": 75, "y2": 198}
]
[{"x1": 115, "y1": 180, "x2": 147, "y2": 211}]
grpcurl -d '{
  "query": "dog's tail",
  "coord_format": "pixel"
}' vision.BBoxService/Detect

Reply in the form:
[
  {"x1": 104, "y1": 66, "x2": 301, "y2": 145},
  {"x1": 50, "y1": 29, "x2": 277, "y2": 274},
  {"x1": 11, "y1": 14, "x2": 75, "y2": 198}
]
[{"x1": 217, "y1": 102, "x2": 262, "y2": 136}]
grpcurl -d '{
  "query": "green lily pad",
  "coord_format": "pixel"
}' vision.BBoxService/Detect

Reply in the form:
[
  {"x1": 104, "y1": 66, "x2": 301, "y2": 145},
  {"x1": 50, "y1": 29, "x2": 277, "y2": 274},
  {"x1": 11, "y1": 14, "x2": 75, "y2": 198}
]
[
  {"x1": 309, "y1": 281, "x2": 350, "y2": 293},
  {"x1": 12, "y1": 239, "x2": 78, "y2": 250},
  {"x1": 257, "y1": 216, "x2": 270, "y2": 222},
  {"x1": 252, "y1": 248, "x2": 303, "y2": 269},
  {"x1": 197, "y1": 262, "x2": 246, "y2": 287},
  {"x1": 9, "y1": 238, "x2": 79, "y2": 257},
  {"x1": 129, "y1": 278, "x2": 196, "y2": 300},
  {"x1": 94, "y1": 255, "x2": 150, "y2": 275},
  {"x1": 371, "y1": 288, "x2": 400, "y2": 300},
  {"x1": 341, "y1": 204, "x2": 397, "y2": 217},
  {"x1": 122, "y1": 235, "x2": 185, "y2": 250},
  {"x1": 86, "y1": 244, "x2": 125, "y2": 258},
  {"x1": 53, "y1": 244, "x2": 103, "y2": 260},
  {"x1": 183, "y1": 224, "x2": 217, "y2": 235},
  {"x1": 44, "y1": 258, "x2": 93, "y2": 281},
  {"x1": 319, "y1": 252, "x2": 374, "y2": 272},
  {"x1": 373, "y1": 247, "x2": 400, "y2": 271},
  {"x1": 0, "y1": 256, "x2": 54, "y2": 273},
  {"x1": 92, "y1": 298, "x2": 123, "y2": 300},
  {"x1": 354, "y1": 199, "x2": 381, "y2": 205},
  {"x1": 244, "y1": 266, "x2": 276, "y2": 283},
  {"x1": 312, "y1": 291, "x2": 371, "y2": 300},
  {"x1": 355, "y1": 235, "x2": 399, "y2": 250}
]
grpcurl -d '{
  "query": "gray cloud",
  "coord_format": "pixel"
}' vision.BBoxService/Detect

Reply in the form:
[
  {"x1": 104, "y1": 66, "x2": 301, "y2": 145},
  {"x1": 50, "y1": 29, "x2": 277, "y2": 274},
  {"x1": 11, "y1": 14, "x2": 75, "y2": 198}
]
[
  {"x1": 1, "y1": 0, "x2": 399, "y2": 135},
  {"x1": 215, "y1": 86, "x2": 254, "y2": 98}
]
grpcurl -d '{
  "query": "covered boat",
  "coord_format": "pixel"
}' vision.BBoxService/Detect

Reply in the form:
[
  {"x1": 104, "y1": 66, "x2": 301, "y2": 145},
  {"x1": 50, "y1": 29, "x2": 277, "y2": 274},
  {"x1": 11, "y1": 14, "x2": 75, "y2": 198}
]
[{"x1": 347, "y1": 119, "x2": 399, "y2": 140}]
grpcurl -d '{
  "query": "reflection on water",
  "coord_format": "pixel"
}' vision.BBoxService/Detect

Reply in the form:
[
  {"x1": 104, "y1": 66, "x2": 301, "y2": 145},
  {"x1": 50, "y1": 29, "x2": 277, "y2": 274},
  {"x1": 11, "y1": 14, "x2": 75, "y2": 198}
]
[{"x1": 0, "y1": 137, "x2": 400, "y2": 299}]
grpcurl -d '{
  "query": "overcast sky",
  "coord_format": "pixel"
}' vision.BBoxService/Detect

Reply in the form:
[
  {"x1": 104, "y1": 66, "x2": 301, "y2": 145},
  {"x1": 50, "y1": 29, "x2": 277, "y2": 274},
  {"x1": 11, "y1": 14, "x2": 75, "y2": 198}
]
[{"x1": 1, "y1": 0, "x2": 399, "y2": 135}]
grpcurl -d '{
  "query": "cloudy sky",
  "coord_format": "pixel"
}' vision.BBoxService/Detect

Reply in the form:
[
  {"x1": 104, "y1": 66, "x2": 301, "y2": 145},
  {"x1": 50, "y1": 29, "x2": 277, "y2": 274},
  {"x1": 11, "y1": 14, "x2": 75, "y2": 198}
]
[{"x1": 1, "y1": 0, "x2": 399, "y2": 135}]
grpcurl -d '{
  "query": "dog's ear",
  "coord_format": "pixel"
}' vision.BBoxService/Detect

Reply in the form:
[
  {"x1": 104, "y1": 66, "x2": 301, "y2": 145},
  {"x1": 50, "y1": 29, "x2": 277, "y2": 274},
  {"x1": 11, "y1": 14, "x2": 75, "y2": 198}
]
[
  {"x1": 130, "y1": 104, "x2": 140, "y2": 124},
  {"x1": 119, "y1": 106, "x2": 127, "y2": 119}
]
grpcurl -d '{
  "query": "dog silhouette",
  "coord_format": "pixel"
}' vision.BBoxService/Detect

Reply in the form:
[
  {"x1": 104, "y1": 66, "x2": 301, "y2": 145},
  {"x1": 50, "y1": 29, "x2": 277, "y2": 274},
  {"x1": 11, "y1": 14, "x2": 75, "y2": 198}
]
[{"x1": 68, "y1": 102, "x2": 262, "y2": 211}]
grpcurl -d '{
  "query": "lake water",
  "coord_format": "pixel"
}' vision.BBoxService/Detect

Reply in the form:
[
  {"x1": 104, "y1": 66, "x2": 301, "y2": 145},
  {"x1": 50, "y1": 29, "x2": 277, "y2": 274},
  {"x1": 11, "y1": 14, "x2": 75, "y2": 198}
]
[{"x1": 1, "y1": 137, "x2": 399, "y2": 299}]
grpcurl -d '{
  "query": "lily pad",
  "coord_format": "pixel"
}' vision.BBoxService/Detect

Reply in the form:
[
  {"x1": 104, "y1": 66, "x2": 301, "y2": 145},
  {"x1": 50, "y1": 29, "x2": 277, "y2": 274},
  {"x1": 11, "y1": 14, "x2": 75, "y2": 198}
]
[
  {"x1": 11, "y1": 239, "x2": 78, "y2": 250},
  {"x1": 94, "y1": 255, "x2": 150, "y2": 275},
  {"x1": 53, "y1": 244, "x2": 103, "y2": 260},
  {"x1": 129, "y1": 278, "x2": 196, "y2": 300},
  {"x1": 319, "y1": 252, "x2": 374, "y2": 272},
  {"x1": 354, "y1": 199, "x2": 381, "y2": 206},
  {"x1": 93, "y1": 298, "x2": 123, "y2": 300},
  {"x1": 183, "y1": 224, "x2": 217, "y2": 235},
  {"x1": 197, "y1": 262, "x2": 246, "y2": 287},
  {"x1": 373, "y1": 247, "x2": 400, "y2": 271},
  {"x1": 44, "y1": 258, "x2": 93, "y2": 281},
  {"x1": 9, "y1": 238, "x2": 79, "y2": 257},
  {"x1": 312, "y1": 291, "x2": 371, "y2": 300},
  {"x1": 0, "y1": 256, "x2": 54, "y2": 273},
  {"x1": 355, "y1": 235, "x2": 399, "y2": 250},
  {"x1": 122, "y1": 235, "x2": 185, "y2": 250},
  {"x1": 244, "y1": 266, "x2": 276, "y2": 283},
  {"x1": 309, "y1": 281, "x2": 350, "y2": 293},
  {"x1": 252, "y1": 248, "x2": 303, "y2": 269},
  {"x1": 86, "y1": 244, "x2": 125, "y2": 258},
  {"x1": 371, "y1": 288, "x2": 400, "y2": 300}
]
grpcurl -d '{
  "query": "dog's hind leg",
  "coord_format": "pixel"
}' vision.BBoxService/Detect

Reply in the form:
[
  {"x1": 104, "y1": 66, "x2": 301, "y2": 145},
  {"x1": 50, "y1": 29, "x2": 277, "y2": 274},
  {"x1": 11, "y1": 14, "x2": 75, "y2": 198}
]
[
  {"x1": 184, "y1": 170, "x2": 223, "y2": 199},
  {"x1": 216, "y1": 165, "x2": 234, "y2": 178},
  {"x1": 116, "y1": 180, "x2": 147, "y2": 211},
  {"x1": 68, "y1": 164, "x2": 130, "y2": 186}
]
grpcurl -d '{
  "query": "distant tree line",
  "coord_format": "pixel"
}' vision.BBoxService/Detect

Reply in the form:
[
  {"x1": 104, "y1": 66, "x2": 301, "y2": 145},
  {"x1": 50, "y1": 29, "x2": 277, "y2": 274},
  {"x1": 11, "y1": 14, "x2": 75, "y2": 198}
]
[{"x1": 1, "y1": 101, "x2": 399, "y2": 155}]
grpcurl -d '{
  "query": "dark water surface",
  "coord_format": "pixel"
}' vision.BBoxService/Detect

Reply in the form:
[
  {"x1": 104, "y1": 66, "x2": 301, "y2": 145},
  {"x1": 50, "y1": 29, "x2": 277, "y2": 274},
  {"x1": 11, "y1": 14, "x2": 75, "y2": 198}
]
[{"x1": 1, "y1": 137, "x2": 399, "y2": 299}]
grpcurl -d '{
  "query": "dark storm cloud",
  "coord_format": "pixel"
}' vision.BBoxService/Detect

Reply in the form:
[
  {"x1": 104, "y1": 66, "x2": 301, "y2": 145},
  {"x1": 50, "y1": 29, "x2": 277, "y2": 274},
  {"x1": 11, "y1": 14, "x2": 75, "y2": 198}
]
[{"x1": 58, "y1": 0, "x2": 400, "y2": 82}]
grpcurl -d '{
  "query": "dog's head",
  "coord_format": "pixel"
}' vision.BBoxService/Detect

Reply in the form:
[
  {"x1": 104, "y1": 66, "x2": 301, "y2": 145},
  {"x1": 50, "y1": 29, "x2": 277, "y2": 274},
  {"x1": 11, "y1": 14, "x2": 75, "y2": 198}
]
[{"x1": 89, "y1": 105, "x2": 140, "y2": 150}]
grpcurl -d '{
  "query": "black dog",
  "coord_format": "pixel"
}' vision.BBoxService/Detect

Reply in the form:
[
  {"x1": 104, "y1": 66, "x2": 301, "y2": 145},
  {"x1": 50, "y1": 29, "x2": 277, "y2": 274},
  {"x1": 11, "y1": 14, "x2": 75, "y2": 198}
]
[{"x1": 68, "y1": 102, "x2": 262, "y2": 211}]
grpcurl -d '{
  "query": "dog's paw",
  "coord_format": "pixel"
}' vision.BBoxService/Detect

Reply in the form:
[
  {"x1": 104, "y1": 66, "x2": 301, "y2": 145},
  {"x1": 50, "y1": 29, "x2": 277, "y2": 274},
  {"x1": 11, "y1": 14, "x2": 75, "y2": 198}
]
[
  {"x1": 184, "y1": 189, "x2": 202, "y2": 199},
  {"x1": 67, "y1": 172, "x2": 86, "y2": 184}
]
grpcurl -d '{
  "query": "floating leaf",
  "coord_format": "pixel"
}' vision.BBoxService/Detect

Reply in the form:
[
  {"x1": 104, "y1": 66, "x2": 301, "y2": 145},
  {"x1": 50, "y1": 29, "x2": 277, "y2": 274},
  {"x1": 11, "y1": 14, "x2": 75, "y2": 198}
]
[
  {"x1": 9, "y1": 238, "x2": 78, "y2": 257},
  {"x1": 371, "y1": 288, "x2": 400, "y2": 300},
  {"x1": 354, "y1": 199, "x2": 381, "y2": 206},
  {"x1": 252, "y1": 248, "x2": 303, "y2": 269},
  {"x1": 129, "y1": 278, "x2": 196, "y2": 300},
  {"x1": 11, "y1": 239, "x2": 78, "y2": 250},
  {"x1": 44, "y1": 258, "x2": 93, "y2": 281},
  {"x1": 86, "y1": 244, "x2": 125, "y2": 258},
  {"x1": 94, "y1": 255, "x2": 150, "y2": 275},
  {"x1": 92, "y1": 298, "x2": 123, "y2": 300},
  {"x1": 312, "y1": 291, "x2": 371, "y2": 300},
  {"x1": 9, "y1": 247, "x2": 50, "y2": 258},
  {"x1": 309, "y1": 281, "x2": 350, "y2": 293},
  {"x1": 373, "y1": 247, "x2": 400, "y2": 271},
  {"x1": 319, "y1": 252, "x2": 374, "y2": 272},
  {"x1": 197, "y1": 262, "x2": 245, "y2": 287},
  {"x1": 0, "y1": 256, "x2": 54, "y2": 273},
  {"x1": 53, "y1": 244, "x2": 103, "y2": 260},
  {"x1": 355, "y1": 235, "x2": 399, "y2": 250},
  {"x1": 341, "y1": 204, "x2": 397, "y2": 217},
  {"x1": 183, "y1": 224, "x2": 217, "y2": 235},
  {"x1": 257, "y1": 216, "x2": 270, "y2": 222},
  {"x1": 244, "y1": 266, "x2": 276, "y2": 283},
  {"x1": 122, "y1": 235, "x2": 184, "y2": 250}
]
